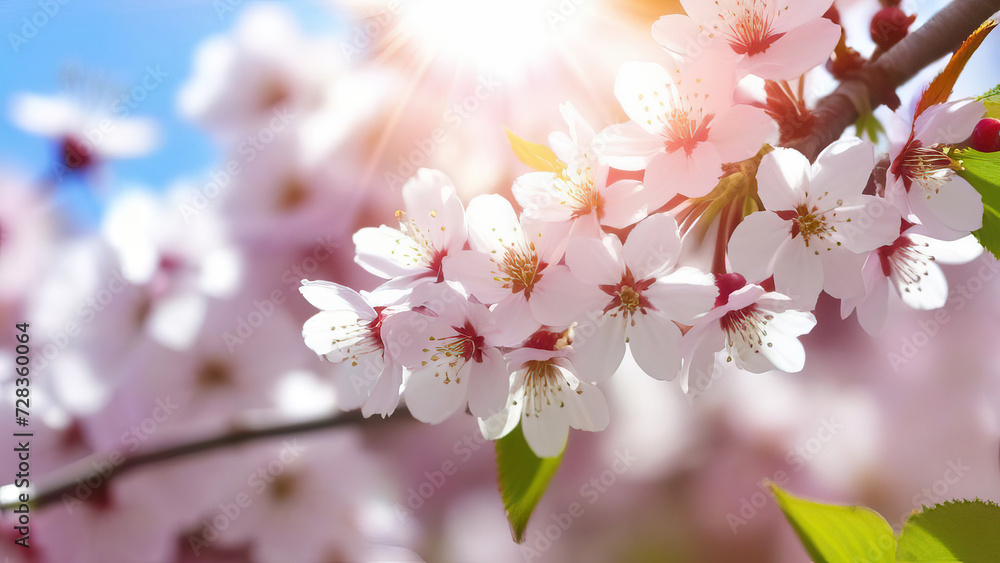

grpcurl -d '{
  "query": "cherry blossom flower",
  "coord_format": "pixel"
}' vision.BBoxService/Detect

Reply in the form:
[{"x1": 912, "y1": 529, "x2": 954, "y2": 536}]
[
  {"x1": 565, "y1": 213, "x2": 716, "y2": 382},
  {"x1": 886, "y1": 99, "x2": 986, "y2": 240},
  {"x1": 9, "y1": 92, "x2": 159, "y2": 173},
  {"x1": 728, "y1": 139, "x2": 900, "y2": 308},
  {"x1": 443, "y1": 194, "x2": 587, "y2": 345},
  {"x1": 202, "y1": 434, "x2": 416, "y2": 563},
  {"x1": 102, "y1": 186, "x2": 242, "y2": 350},
  {"x1": 354, "y1": 169, "x2": 468, "y2": 292},
  {"x1": 387, "y1": 283, "x2": 509, "y2": 424},
  {"x1": 596, "y1": 52, "x2": 776, "y2": 202},
  {"x1": 652, "y1": 0, "x2": 841, "y2": 81},
  {"x1": 841, "y1": 231, "x2": 983, "y2": 335},
  {"x1": 680, "y1": 273, "x2": 816, "y2": 396},
  {"x1": 479, "y1": 331, "x2": 609, "y2": 457},
  {"x1": 177, "y1": 4, "x2": 335, "y2": 138},
  {"x1": 300, "y1": 280, "x2": 407, "y2": 418},
  {"x1": 512, "y1": 102, "x2": 647, "y2": 236}
]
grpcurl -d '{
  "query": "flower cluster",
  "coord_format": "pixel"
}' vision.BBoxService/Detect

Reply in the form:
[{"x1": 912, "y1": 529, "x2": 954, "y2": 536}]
[{"x1": 299, "y1": 1, "x2": 989, "y2": 459}]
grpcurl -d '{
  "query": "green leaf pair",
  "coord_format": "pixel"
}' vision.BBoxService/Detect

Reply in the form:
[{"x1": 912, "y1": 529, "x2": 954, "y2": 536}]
[{"x1": 772, "y1": 483, "x2": 1000, "y2": 562}]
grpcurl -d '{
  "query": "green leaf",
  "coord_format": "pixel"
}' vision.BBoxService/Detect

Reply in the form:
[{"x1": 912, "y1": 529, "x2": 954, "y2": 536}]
[
  {"x1": 896, "y1": 499, "x2": 1000, "y2": 562},
  {"x1": 505, "y1": 128, "x2": 564, "y2": 173},
  {"x1": 953, "y1": 148, "x2": 1000, "y2": 258},
  {"x1": 770, "y1": 483, "x2": 895, "y2": 563},
  {"x1": 854, "y1": 112, "x2": 886, "y2": 144},
  {"x1": 978, "y1": 83, "x2": 1000, "y2": 118},
  {"x1": 495, "y1": 423, "x2": 564, "y2": 543}
]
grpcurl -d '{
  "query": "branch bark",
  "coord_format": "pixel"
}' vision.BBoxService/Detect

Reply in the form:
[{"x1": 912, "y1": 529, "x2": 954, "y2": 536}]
[
  {"x1": 789, "y1": 0, "x2": 1000, "y2": 160},
  {"x1": 0, "y1": 409, "x2": 390, "y2": 511}
]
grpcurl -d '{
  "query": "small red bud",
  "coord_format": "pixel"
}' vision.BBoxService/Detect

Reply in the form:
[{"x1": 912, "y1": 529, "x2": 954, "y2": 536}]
[
  {"x1": 61, "y1": 135, "x2": 94, "y2": 170},
  {"x1": 870, "y1": 7, "x2": 916, "y2": 50},
  {"x1": 822, "y1": 5, "x2": 841, "y2": 26},
  {"x1": 970, "y1": 118, "x2": 1000, "y2": 153}
]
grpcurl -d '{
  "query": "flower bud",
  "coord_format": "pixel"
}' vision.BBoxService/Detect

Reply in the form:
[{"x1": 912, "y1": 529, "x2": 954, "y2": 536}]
[
  {"x1": 970, "y1": 118, "x2": 1000, "y2": 153},
  {"x1": 870, "y1": 7, "x2": 916, "y2": 50}
]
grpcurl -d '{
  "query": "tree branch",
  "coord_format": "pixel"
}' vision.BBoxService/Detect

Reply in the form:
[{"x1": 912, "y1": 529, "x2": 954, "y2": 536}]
[
  {"x1": 790, "y1": 0, "x2": 1000, "y2": 160},
  {"x1": 0, "y1": 408, "x2": 397, "y2": 512}
]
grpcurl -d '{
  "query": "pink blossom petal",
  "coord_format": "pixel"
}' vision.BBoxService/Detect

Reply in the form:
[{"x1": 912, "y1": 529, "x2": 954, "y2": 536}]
[
  {"x1": 834, "y1": 197, "x2": 902, "y2": 253},
  {"x1": 614, "y1": 61, "x2": 674, "y2": 135},
  {"x1": 728, "y1": 211, "x2": 792, "y2": 284},
  {"x1": 772, "y1": 238, "x2": 823, "y2": 309},
  {"x1": 898, "y1": 260, "x2": 949, "y2": 310},
  {"x1": 914, "y1": 99, "x2": 985, "y2": 143},
  {"x1": 680, "y1": 323, "x2": 723, "y2": 397},
  {"x1": 756, "y1": 147, "x2": 809, "y2": 210},
  {"x1": 442, "y1": 250, "x2": 510, "y2": 304},
  {"x1": 855, "y1": 270, "x2": 890, "y2": 336},
  {"x1": 652, "y1": 14, "x2": 705, "y2": 57},
  {"x1": 819, "y1": 247, "x2": 867, "y2": 301},
  {"x1": 467, "y1": 347, "x2": 511, "y2": 418},
  {"x1": 643, "y1": 267, "x2": 717, "y2": 325},
  {"x1": 403, "y1": 363, "x2": 468, "y2": 424},
  {"x1": 352, "y1": 226, "x2": 423, "y2": 279},
  {"x1": 512, "y1": 172, "x2": 573, "y2": 222},
  {"x1": 570, "y1": 315, "x2": 626, "y2": 383},
  {"x1": 708, "y1": 104, "x2": 776, "y2": 163},
  {"x1": 492, "y1": 295, "x2": 541, "y2": 346},
  {"x1": 529, "y1": 266, "x2": 602, "y2": 327},
  {"x1": 401, "y1": 168, "x2": 467, "y2": 254},
  {"x1": 465, "y1": 194, "x2": 523, "y2": 255},
  {"x1": 566, "y1": 235, "x2": 624, "y2": 286},
  {"x1": 361, "y1": 356, "x2": 400, "y2": 418},
  {"x1": 628, "y1": 312, "x2": 683, "y2": 380},
  {"x1": 743, "y1": 18, "x2": 840, "y2": 81},
  {"x1": 775, "y1": 0, "x2": 835, "y2": 31},
  {"x1": 623, "y1": 213, "x2": 682, "y2": 278},
  {"x1": 808, "y1": 138, "x2": 874, "y2": 205},
  {"x1": 600, "y1": 179, "x2": 648, "y2": 229},
  {"x1": 908, "y1": 176, "x2": 983, "y2": 235},
  {"x1": 521, "y1": 400, "x2": 570, "y2": 458},
  {"x1": 564, "y1": 380, "x2": 610, "y2": 432},
  {"x1": 594, "y1": 121, "x2": 665, "y2": 171},
  {"x1": 647, "y1": 142, "x2": 723, "y2": 199}
]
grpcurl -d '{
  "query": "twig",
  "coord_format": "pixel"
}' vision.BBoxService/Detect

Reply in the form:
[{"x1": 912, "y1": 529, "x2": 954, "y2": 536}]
[
  {"x1": 789, "y1": 0, "x2": 1000, "y2": 160},
  {"x1": 0, "y1": 409, "x2": 389, "y2": 511}
]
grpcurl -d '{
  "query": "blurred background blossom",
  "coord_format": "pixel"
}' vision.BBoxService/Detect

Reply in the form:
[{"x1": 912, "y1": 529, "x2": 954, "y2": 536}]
[{"x1": 1, "y1": 0, "x2": 1000, "y2": 561}]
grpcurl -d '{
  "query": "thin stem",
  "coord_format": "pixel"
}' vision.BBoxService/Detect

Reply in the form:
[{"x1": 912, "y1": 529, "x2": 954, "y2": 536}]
[
  {"x1": 789, "y1": 0, "x2": 1000, "y2": 160},
  {"x1": 0, "y1": 408, "x2": 392, "y2": 511}
]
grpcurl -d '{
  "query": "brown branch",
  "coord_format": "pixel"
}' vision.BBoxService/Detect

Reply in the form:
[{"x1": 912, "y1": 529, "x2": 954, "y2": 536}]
[
  {"x1": 0, "y1": 408, "x2": 397, "y2": 512},
  {"x1": 789, "y1": 0, "x2": 1000, "y2": 160}
]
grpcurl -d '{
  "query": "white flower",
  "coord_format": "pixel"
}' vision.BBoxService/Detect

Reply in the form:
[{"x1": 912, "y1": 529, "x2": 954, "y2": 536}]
[
  {"x1": 387, "y1": 283, "x2": 509, "y2": 423},
  {"x1": 9, "y1": 92, "x2": 159, "y2": 170},
  {"x1": 177, "y1": 4, "x2": 333, "y2": 137},
  {"x1": 841, "y1": 232, "x2": 983, "y2": 335},
  {"x1": 565, "y1": 213, "x2": 716, "y2": 382},
  {"x1": 653, "y1": 0, "x2": 841, "y2": 80},
  {"x1": 354, "y1": 169, "x2": 468, "y2": 292},
  {"x1": 596, "y1": 52, "x2": 776, "y2": 202},
  {"x1": 443, "y1": 194, "x2": 587, "y2": 345},
  {"x1": 512, "y1": 102, "x2": 648, "y2": 236},
  {"x1": 886, "y1": 99, "x2": 986, "y2": 240},
  {"x1": 479, "y1": 338, "x2": 609, "y2": 458},
  {"x1": 102, "y1": 186, "x2": 242, "y2": 350},
  {"x1": 680, "y1": 273, "x2": 816, "y2": 396},
  {"x1": 299, "y1": 280, "x2": 406, "y2": 418},
  {"x1": 728, "y1": 139, "x2": 900, "y2": 308}
]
